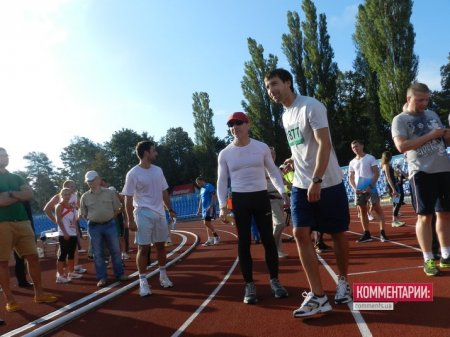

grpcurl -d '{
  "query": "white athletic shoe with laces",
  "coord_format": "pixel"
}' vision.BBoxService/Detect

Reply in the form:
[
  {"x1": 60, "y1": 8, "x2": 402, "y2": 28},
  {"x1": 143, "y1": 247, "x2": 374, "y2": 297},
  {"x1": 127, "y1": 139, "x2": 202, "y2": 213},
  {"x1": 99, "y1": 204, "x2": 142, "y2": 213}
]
[
  {"x1": 293, "y1": 291, "x2": 332, "y2": 318},
  {"x1": 202, "y1": 237, "x2": 214, "y2": 246},
  {"x1": 139, "y1": 280, "x2": 152, "y2": 297},
  {"x1": 334, "y1": 276, "x2": 352, "y2": 304},
  {"x1": 160, "y1": 275, "x2": 174, "y2": 288}
]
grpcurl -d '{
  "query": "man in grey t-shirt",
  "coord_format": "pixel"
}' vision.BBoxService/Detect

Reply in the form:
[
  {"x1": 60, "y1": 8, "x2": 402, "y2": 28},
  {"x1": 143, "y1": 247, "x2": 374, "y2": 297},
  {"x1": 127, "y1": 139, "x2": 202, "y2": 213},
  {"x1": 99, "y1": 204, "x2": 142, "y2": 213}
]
[{"x1": 392, "y1": 82, "x2": 450, "y2": 276}]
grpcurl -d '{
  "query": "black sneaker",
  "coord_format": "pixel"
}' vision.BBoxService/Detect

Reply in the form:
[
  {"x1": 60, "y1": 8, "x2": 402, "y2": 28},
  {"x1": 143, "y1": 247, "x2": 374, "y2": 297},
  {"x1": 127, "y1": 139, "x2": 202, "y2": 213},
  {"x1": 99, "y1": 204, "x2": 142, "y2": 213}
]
[
  {"x1": 380, "y1": 230, "x2": 389, "y2": 242},
  {"x1": 356, "y1": 231, "x2": 372, "y2": 243},
  {"x1": 315, "y1": 241, "x2": 331, "y2": 253},
  {"x1": 243, "y1": 282, "x2": 258, "y2": 304},
  {"x1": 270, "y1": 278, "x2": 288, "y2": 298}
]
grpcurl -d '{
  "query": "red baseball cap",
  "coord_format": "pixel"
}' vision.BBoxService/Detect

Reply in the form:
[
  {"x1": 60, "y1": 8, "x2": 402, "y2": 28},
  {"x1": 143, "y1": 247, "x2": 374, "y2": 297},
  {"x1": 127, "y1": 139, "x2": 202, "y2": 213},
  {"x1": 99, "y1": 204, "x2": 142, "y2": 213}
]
[{"x1": 227, "y1": 112, "x2": 249, "y2": 123}]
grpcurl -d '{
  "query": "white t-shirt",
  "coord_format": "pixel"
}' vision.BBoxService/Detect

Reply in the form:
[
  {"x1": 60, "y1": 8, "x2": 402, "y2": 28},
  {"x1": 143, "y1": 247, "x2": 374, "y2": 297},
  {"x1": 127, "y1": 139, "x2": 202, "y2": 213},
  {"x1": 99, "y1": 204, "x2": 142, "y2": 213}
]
[
  {"x1": 348, "y1": 154, "x2": 378, "y2": 192},
  {"x1": 283, "y1": 95, "x2": 343, "y2": 189},
  {"x1": 121, "y1": 164, "x2": 169, "y2": 216},
  {"x1": 217, "y1": 139, "x2": 285, "y2": 208}
]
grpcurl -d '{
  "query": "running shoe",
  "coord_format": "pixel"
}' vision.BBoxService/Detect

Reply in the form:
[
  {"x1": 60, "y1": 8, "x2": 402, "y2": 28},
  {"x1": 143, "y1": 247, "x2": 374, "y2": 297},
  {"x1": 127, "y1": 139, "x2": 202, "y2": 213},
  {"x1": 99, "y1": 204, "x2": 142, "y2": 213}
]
[
  {"x1": 356, "y1": 231, "x2": 372, "y2": 243},
  {"x1": 139, "y1": 280, "x2": 152, "y2": 297},
  {"x1": 367, "y1": 213, "x2": 375, "y2": 221},
  {"x1": 315, "y1": 241, "x2": 332, "y2": 253},
  {"x1": 380, "y1": 230, "x2": 389, "y2": 242},
  {"x1": 56, "y1": 275, "x2": 71, "y2": 284},
  {"x1": 278, "y1": 251, "x2": 288, "y2": 258},
  {"x1": 392, "y1": 220, "x2": 405, "y2": 228},
  {"x1": 5, "y1": 301, "x2": 20, "y2": 312},
  {"x1": 97, "y1": 279, "x2": 107, "y2": 287},
  {"x1": 213, "y1": 236, "x2": 220, "y2": 245},
  {"x1": 243, "y1": 282, "x2": 258, "y2": 304},
  {"x1": 74, "y1": 265, "x2": 87, "y2": 273},
  {"x1": 334, "y1": 276, "x2": 352, "y2": 304},
  {"x1": 293, "y1": 292, "x2": 332, "y2": 318},
  {"x1": 270, "y1": 278, "x2": 288, "y2": 298},
  {"x1": 122, "y1": 252, "x2": 130, "y2": 260},
  {"x1": 160, "y1": 275, "x2": 174, "y2": 288},
  {"x1": 424, "y1": 259, "x2": 440, "y2": 276},
  {"x1": 202, "y1": 237, "x2": 214, "y2": 246},
  {"x1": 34, "y1": 293, "x2": 58, "y2": 303},
  {"x1": 439, "y1": 256, "x2": 450, "y2": 268},
  {"x1": 68, "y1": 272, "x2": 83, "y2": 279}
]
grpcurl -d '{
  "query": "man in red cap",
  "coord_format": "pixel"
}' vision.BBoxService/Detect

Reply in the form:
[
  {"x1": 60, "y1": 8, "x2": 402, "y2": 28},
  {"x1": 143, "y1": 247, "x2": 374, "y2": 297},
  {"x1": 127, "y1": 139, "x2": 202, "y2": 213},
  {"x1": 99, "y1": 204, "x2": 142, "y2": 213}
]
[{"x1": 217, "y1": 112, "x2": 289, "y2": 304}]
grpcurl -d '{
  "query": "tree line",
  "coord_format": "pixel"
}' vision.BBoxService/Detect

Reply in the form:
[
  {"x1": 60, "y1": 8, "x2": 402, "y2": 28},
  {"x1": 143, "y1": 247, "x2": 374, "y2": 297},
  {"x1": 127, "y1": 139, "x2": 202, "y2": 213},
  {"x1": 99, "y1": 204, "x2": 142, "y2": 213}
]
[{"x1": 14, "y1": 0, "x2": 450, "y2": 214}]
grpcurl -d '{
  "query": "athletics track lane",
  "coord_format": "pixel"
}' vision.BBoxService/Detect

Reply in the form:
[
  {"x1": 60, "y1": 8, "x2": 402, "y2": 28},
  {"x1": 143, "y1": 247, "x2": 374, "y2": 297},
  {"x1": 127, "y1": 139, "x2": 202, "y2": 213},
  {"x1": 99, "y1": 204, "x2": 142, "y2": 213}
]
[{"x1": 1, "y1": 205, "x2": 449, "y2": 337}]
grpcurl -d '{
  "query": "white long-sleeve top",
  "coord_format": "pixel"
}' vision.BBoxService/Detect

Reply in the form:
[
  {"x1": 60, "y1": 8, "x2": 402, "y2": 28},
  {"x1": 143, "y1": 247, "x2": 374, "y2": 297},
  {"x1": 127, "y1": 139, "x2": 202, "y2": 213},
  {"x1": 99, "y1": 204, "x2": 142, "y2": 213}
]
[{"x1": 217, "y1": 138, "x2": 285, "y2": 208}]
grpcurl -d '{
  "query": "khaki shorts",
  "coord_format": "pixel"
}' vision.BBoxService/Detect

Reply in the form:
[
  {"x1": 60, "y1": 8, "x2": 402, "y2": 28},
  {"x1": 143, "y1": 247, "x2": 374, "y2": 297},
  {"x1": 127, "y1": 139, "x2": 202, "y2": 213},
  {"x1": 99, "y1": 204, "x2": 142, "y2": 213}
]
[
  {"x1": 0, "y1": 220, "x2": 37, "y2": 261},
  {"x1": 355, "y1": 191, "x2": 380, "y2": 206}
]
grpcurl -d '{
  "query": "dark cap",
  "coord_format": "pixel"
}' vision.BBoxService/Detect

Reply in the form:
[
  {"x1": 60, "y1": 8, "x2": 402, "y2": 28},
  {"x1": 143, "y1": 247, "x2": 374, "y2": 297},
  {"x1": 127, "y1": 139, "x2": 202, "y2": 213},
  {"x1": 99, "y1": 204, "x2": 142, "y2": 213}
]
[{"x1": 227, "y1": 112, "x2": 249, "y2": 124}]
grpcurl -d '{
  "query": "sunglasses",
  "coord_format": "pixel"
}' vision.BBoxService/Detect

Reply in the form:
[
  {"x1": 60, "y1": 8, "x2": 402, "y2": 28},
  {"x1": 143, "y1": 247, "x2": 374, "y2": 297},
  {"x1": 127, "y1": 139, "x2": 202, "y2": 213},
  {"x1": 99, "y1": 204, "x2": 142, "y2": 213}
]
[{"x1": 227, "y1": 120, "x2": 245, "y2": 127}]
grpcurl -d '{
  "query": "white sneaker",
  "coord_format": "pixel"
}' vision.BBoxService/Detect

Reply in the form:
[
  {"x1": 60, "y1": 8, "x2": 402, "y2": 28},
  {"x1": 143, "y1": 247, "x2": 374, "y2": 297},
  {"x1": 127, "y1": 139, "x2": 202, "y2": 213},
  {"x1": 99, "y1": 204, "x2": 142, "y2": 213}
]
[
  {"x1": 278, "y1": 251, "x2": 288, "y2": 258},
  {"x1": 202, "y1": 237, "x2": 214, "y2": 246},
  {"x1": 139, "y1": 280, "x2": 152, "y2": 297},
  {"x1": 56, "y1": 275, "x2": 71, "y2": 284},
  {"x1": 160, "y1": 275, "x2": 174, "y2": 288},
  {"x1": 293, "y1": 292, "x2": 332, "y2": 318},
  {"x1": 213, "y1": 236, "x2": 220, "y2": 245},
  {"x1": 122, "y1": 252, "x2": 130, "y2": 260},
  {"x1": 334, "y1": 276, "x2": 352, "y2": 304},
  {"x1": 392, "y1": 220, "x2": 405, "y2": 228},
  {"x1": 74, "y1": 265, "x2": 87, "y2": 273},
  {"x1": 367, "y1": 213, "x2": 374, "y2": 221},
  {"x1": 68, "y1": 272, "x2": 83, "y2": 279}
]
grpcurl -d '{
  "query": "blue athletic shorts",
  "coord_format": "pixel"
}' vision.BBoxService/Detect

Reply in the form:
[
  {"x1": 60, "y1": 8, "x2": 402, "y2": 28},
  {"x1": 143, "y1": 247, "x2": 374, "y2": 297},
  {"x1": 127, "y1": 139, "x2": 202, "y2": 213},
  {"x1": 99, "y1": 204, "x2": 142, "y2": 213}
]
[{"x1": 291, "y1": 182, "x2": 350, "y2": 234}]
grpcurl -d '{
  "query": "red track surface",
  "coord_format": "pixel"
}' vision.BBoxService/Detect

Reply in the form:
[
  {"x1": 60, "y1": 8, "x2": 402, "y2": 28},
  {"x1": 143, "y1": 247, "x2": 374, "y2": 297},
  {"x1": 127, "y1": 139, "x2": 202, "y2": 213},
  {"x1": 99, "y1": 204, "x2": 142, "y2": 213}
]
[{"x1": 1, "y1": 205, "x2": 449, "y2": 337}]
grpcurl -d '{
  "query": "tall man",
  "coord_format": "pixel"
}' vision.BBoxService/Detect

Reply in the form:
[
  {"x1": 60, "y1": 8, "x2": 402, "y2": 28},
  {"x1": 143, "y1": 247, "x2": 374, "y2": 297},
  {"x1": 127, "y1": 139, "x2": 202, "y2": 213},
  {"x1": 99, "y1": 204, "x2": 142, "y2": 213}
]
[
  {"x1": 217, "y1": 112, "x2": 289, "y2": 305},
  {"x1": 348, "y1": 140, "x2": 388, "y2": 243},
  {"x1": 392, "y1": 82, "x2": 450, "y2": 276},
  {"x1": 265, "y1": 68, "x2": 351, "y2": 318},
  {"x1": 0, "y1": 147, "x2": 57, "y2": 313},
  {"x1": 196, "y1": 176, "x2": 220, "y2": 246},
  {"x1": 79, "y1": 171, "x2": 127, "y2": 287},
  {"x1": 122, "y1": 141, "x2": 176, "y2": 297}
]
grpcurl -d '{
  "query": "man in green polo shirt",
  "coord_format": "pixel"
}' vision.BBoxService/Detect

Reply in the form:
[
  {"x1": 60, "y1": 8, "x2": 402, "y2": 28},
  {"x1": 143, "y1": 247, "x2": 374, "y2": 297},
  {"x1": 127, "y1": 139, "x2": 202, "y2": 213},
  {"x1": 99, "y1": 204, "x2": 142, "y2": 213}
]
[{"x1": 0, "y1": 147, "x2": 57, "y2": 314}]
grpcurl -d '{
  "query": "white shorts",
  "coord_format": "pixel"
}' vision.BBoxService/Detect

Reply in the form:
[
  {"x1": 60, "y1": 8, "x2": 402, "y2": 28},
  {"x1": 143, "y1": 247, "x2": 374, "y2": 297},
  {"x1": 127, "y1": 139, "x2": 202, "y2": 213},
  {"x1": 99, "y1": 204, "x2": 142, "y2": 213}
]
[{"x1": 134, "y1": 208, "x2": 169, "y2": 245}]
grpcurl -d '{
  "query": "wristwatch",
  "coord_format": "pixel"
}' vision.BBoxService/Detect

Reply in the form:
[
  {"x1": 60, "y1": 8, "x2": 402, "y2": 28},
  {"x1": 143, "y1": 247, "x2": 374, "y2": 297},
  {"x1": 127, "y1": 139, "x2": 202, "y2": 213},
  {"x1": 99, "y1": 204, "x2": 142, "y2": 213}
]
[{"x1": 312, "y1": 177, "x2": 323, "y2": 184}]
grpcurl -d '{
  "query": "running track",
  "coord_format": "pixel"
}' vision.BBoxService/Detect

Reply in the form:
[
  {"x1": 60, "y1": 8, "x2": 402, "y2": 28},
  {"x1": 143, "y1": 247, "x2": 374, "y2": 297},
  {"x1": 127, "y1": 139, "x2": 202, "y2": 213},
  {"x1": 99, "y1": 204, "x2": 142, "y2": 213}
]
[{"x1": 1, "y1": 205, "x2": 449, "y2": 337}]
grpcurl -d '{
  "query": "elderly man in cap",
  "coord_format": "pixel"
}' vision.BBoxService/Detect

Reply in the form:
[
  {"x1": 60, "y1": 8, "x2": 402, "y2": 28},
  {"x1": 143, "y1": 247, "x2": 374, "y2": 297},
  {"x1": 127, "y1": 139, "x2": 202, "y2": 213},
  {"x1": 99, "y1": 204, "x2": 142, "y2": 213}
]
[{"x1": 79, "y1": 170, "x2": 127, "y2": 287}]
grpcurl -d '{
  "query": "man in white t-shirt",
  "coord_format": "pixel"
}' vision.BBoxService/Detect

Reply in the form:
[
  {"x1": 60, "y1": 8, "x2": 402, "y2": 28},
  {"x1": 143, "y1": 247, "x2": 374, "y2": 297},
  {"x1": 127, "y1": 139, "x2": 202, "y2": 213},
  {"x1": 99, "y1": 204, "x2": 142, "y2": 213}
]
[
  {"x1": 122, "y1": 140, "x2": 176, "y2": 297},
  {"x1": 348, "y1": 140, "x2": 388, "y2": 243},
  {"x1": 265, "y1": 68, "x2": 351, "y2": 318}
]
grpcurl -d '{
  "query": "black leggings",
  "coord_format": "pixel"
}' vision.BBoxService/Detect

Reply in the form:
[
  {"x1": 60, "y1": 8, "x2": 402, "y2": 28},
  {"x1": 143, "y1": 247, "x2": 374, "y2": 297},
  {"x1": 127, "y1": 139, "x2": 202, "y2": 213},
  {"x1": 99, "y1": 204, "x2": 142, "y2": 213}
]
[
  {"x1": 232, "y1": 190, "x2": 278, "y2": 283},
  {"x1": 58, "y1": 236, "x2": 77, "y2": 262}
]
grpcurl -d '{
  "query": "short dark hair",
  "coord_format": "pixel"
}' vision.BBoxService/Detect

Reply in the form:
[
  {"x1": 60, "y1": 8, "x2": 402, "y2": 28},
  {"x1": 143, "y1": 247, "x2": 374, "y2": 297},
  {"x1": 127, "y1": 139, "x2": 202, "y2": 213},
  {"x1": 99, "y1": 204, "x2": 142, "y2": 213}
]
[
  {"x1": 407, "y1": 82, "x2": 430, "y2": 97},
  {"x1": 351, "y1": 139, "x2": 364, "y2": 146},
  {"x1": 136, "y1": 140, "x2": 155, "y2": 159},
  {"x1": 264, "y1": 68, "x2": 294, "y2": 93}
]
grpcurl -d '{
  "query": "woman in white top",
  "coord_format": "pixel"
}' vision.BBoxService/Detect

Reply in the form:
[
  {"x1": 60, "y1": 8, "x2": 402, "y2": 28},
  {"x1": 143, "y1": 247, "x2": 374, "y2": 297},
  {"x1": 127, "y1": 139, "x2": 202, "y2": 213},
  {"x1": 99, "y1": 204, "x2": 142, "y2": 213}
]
[{"x1": 55, "y1": 188, "x2": 82, "y2": 283}]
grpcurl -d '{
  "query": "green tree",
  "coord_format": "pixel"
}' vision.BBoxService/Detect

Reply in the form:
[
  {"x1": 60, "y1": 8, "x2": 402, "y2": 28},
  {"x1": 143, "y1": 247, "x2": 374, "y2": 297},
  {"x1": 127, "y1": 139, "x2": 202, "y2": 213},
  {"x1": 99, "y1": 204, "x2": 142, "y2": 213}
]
[
  {"x1": 23, "y1": 152, "x2": 58, "y2": 212},
  {"x1": 282, "y1": 10, "x2": 306, "y2": 95},
  {"x1": 192, "y1": 92, "x2": 219, "y2": 181},
  {"x1": 60, "y1": 136, "x2": 109, "y2": 192},
  {"x1": 431, "y1": 53, "x2": 450, "y2": 121},
  {"x1": 354, "y1": 0, "x2": 418, "y2": 123},
  {"x1": 105, "y1": 128, "x2": 150, "y2": 188},
  {"x1": 241, "y1": 38, "x2": 289, "y2": 163},
  {"x1": 156, "y1": 127, "x2": 197, "y2": 187}
]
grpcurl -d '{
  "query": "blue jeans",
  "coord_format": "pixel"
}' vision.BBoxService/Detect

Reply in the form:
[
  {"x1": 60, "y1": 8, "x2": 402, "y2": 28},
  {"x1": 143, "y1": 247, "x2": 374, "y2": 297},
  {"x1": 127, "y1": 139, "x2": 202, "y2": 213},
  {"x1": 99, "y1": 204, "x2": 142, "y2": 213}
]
[{"x1": 88, "y1": 219, "x2": 123, "y2": 280}]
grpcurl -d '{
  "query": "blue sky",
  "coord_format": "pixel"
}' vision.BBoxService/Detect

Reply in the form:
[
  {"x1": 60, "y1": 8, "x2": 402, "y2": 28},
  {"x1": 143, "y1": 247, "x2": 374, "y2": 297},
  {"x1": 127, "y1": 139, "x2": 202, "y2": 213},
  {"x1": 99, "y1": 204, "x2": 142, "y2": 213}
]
[{"x1": 1, "y1": 0, "x2": 449, "y2": 172}]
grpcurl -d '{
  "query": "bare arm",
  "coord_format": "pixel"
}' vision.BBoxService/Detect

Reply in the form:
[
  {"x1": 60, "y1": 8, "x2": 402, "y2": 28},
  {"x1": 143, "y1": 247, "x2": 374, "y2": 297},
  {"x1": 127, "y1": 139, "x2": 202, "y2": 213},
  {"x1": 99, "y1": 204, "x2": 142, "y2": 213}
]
[
  {"x1": 383, "y1": 164, "x2": 397, "y2": 195},
  {"x1": 43, "y1": 194, "x2": 59, "y2": 224},
  {"x1": 124, "y1": 195, "x2": 136, "y2": 231},
  {"x1": 348, "y1": 171, "x2": 357, "y2": 192},
  {"x1": 163, "y1": 189, "x2": 176, "y2": 218},
  {"x1": 308, "y1": 128, "x2": 331, "y2": 202},
  {"x1": 394, "y1": 128, "x2": 448, "y2": 153},
  {"x1": 55, "y1": 204, "x2": 69, "y2": 238}
]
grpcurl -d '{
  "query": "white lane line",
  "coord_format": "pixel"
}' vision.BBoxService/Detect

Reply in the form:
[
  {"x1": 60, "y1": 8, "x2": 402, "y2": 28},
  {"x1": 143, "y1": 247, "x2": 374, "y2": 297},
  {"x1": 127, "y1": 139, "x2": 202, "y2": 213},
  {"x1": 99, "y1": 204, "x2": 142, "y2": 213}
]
[
  {"x1": 317, "y1": 255, "x2": 373, "y2": 337},
  {"x1": 349, "y1": 265, "x2": 422, "y2": 276},
  {"x1": 9, "y1": 231, "x2": 197, "y2": 337},
  {"x1": 171, "y1": 229, "x2": 238, "y2": 337}
]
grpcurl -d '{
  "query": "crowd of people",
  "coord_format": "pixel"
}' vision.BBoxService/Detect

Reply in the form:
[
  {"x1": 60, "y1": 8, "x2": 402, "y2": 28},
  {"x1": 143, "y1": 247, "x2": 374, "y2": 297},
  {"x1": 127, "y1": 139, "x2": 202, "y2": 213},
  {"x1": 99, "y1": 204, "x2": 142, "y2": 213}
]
[{"x1": 1, "y1": 70, "x2": 450, "y2": 325}]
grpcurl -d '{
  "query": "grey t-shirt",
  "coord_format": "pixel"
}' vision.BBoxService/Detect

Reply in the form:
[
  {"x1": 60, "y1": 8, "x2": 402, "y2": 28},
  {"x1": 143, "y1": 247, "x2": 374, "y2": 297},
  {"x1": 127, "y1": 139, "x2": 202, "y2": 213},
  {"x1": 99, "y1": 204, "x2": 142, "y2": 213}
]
[{"x1": 392, "y1": 110, "x2": 450, "y2": 177}]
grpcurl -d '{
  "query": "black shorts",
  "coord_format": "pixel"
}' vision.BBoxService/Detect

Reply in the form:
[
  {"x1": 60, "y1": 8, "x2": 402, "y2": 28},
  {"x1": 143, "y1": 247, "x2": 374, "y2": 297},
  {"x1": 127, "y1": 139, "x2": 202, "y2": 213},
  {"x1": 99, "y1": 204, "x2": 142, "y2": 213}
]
[
  {"x1": 291, "y1": 182, "x2": 350, "y2": 234},
  {"x1": 410, "y1": 171, "x2": 450, "y2": 214}
]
